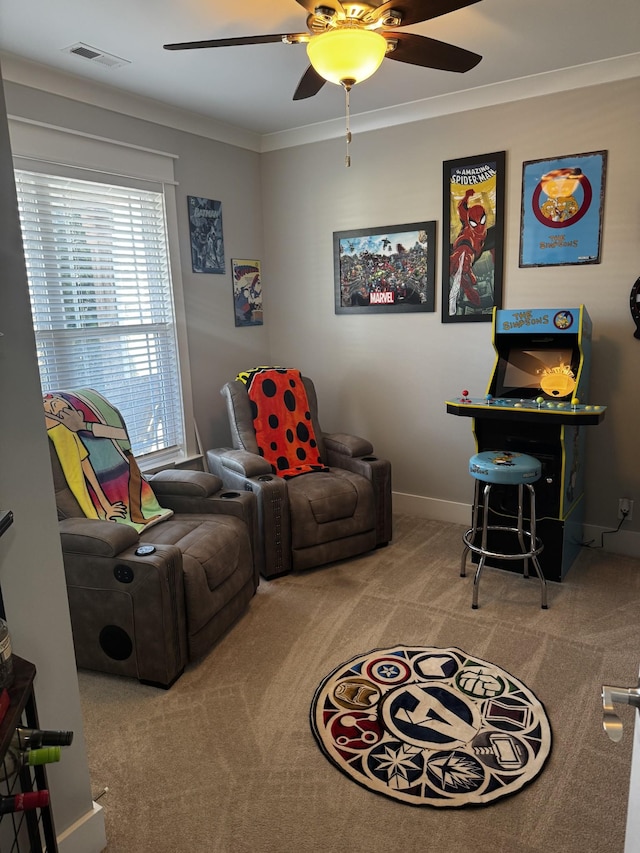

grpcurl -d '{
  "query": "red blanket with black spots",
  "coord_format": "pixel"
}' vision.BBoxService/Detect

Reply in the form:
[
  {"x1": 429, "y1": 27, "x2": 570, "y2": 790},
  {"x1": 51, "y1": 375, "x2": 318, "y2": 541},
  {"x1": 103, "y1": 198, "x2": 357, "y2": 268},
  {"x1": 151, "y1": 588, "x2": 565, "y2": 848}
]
[{"x1": 238, "y1": 368, "x2": 329, "y2": 479}]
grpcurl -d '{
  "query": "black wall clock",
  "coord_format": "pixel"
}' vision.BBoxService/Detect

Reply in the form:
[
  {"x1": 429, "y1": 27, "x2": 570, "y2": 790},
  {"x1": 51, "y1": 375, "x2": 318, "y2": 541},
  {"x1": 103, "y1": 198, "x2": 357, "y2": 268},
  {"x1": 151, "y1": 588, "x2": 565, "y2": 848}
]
[{"x1": 631, "y1": 276, "x2": 640, "y2": 339}]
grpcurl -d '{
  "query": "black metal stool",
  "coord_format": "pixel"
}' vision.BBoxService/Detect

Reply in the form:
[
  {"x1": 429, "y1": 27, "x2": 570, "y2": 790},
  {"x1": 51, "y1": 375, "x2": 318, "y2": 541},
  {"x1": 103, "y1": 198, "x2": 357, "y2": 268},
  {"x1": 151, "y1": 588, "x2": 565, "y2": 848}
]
[{"x1": 461, "y1": 450, "x2": 548, "y2": 610}]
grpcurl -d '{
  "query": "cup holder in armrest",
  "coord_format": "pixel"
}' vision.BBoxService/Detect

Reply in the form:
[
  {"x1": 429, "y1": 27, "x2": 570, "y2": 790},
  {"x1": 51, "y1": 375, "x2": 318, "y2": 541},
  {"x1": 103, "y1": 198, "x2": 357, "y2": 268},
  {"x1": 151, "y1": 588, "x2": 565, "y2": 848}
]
[
  {"x1": 220, "y1": 491, "x2": 241, "y2": 498},
  {"x1": 361, "y1": 456, "x2": 378, "y2": 462},
  {"x1": 257, "y1": 475, "x2": 274, "y2": 482}
]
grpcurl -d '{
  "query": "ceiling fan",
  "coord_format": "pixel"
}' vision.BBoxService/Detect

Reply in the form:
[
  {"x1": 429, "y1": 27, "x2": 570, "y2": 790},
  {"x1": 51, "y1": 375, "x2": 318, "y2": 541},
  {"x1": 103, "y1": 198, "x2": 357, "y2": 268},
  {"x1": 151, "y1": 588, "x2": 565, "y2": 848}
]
[{"x1": 164, "y1": 0, "x2": 483, "y2": 164}]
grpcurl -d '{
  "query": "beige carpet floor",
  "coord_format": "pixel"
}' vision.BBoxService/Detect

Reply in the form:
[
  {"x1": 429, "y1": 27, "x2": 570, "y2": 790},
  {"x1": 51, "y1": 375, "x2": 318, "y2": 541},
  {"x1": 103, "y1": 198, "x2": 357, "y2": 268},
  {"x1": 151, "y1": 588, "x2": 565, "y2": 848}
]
[{"x1": 78, "y1": 516, "x2": 640, "y2": 852}]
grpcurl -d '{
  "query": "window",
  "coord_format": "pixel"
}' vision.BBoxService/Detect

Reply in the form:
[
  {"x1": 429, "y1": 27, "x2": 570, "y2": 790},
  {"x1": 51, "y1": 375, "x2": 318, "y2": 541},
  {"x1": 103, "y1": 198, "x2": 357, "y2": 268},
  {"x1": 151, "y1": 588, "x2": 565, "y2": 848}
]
[
  {"x1": 15, "y1": 170, "x2": 183, "y2": 458},
  {"x1": 9, "y1": 120, "x2": 196, "y2": 467}
]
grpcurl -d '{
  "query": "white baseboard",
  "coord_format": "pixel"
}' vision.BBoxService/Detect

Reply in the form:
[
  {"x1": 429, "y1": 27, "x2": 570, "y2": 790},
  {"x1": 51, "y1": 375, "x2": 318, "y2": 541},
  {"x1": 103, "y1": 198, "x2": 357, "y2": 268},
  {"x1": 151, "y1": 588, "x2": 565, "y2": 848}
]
[
  {"x1": 392, "y1": 491, "x2": 470, "y2": 526},
  {"x1": 392, "y1": 491, "x2": 640, "y2": 559},
  {"x1": 57, "y1": 801, "x2": 107, "y2": 853}
]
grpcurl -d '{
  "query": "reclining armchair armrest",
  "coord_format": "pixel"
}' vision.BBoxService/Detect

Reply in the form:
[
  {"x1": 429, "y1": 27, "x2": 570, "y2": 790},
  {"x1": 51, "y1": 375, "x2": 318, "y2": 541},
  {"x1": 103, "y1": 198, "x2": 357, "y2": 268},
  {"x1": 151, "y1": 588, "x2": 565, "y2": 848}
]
[
  {"x1": 149, "y1": 468, "x2": 255, "y2": 535},
  {"x1": 207, "y1": 447, "x2": 273, "y2": 478},
  {"x1": 323, "y1": 432, "x2": 374, "y2": 459},
  {"x1": 149, "y1": 470, "x2": 223, "y2": 498},
  {"x1": 60, "y1": 529, "x2": 187, "y2": 688},
  {"x1": 147, "y1": 471, "x2": 219, "y2": 515},
  {"x1": 206, "y1": 447, "x2": 291, "y2": 580},
  {"x1": 58, "y1": 517, "x2": 139, "y2": 557}
]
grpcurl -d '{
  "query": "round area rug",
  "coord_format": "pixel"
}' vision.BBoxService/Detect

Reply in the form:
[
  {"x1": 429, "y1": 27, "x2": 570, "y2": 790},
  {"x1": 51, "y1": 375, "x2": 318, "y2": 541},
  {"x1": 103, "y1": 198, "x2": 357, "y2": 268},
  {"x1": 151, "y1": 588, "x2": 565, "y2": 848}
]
[{"x1": 310, "y1": 645, "x2": 552, "y2": 808}]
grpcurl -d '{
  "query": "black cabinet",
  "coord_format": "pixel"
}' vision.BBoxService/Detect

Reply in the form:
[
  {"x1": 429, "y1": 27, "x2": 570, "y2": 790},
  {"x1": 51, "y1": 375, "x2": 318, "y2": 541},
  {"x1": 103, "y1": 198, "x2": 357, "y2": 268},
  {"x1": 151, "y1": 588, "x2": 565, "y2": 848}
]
[{"x1": 0, "y1": 656, "x2": 57, "y2": 853}]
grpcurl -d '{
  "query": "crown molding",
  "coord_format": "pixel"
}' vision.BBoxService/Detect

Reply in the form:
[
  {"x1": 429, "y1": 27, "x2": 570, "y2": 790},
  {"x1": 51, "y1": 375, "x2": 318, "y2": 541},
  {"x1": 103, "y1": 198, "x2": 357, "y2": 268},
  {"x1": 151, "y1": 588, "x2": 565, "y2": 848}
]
[
  {"x1": 261, "y1": 53, "x2": 640, "y2": 151},
  {"x1": 0, "y1": 52, "x2": 262, "y2": 152},
  {"x1": 2, "y1": 51, "x2": 639, "y2": 155}
]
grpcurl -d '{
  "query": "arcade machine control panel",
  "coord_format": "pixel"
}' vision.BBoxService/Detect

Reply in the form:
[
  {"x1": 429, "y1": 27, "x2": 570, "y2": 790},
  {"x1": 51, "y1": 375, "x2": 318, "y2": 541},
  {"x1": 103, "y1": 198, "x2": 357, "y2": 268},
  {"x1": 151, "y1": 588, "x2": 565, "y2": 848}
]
[{"x1": 446, "y1": 392, "x2": 606, "y2": 426}]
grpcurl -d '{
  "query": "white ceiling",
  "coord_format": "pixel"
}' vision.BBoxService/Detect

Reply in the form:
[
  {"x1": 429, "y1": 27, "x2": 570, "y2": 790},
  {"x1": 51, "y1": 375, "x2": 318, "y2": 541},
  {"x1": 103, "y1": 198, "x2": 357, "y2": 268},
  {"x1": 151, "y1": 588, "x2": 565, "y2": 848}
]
[{"x1": 1, "y1": 0, "x2": 639, "y2": 140}]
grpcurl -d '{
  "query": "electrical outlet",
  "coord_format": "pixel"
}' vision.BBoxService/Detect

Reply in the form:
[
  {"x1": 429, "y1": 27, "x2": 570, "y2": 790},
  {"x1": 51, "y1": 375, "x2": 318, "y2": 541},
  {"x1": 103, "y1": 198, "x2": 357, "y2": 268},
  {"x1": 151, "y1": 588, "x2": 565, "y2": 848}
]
[{"x1": 618, "y1": 498, "x2": 634, "y2": 522}]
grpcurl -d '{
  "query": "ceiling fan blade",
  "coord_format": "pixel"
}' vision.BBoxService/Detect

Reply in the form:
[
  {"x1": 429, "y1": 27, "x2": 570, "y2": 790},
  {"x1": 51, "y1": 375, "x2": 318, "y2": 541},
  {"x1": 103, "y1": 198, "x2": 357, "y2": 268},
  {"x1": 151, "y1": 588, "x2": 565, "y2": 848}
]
[
  {"x1": 385, "y1": 31, "x2": 481, "y2": 73},
  {"x1": 367, "y1": 0, "x2": 481, "y2": 27},
  {"x1": 293, "y1": 65, "x2": 327, "y2": 100},
  {"x1": 164, "y1": 33, "x2": 306, "y2": 51}
]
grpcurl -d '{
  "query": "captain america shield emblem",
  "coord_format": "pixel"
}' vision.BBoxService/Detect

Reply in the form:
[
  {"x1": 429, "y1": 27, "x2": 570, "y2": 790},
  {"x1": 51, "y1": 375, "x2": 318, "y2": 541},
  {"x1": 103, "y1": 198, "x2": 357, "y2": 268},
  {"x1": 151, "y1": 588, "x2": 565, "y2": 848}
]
[{"x1": 310, "y1": 646, "x2": 552, "y2": 807}]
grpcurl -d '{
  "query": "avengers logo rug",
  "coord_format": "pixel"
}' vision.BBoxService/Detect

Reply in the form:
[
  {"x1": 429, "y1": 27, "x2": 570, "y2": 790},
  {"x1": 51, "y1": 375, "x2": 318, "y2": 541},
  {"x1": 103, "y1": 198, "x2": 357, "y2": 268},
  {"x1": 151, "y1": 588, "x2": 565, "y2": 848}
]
[{"x1": 310, "y1": 646, "x2": 552, "y2": 808}]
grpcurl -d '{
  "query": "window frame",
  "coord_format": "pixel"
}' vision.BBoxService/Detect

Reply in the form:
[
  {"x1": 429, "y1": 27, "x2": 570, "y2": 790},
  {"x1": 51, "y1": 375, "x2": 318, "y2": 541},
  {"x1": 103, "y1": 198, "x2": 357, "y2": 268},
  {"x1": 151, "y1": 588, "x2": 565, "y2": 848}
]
[{"x1": 9, "y1": 117, "x2": 198, "y2": 470}]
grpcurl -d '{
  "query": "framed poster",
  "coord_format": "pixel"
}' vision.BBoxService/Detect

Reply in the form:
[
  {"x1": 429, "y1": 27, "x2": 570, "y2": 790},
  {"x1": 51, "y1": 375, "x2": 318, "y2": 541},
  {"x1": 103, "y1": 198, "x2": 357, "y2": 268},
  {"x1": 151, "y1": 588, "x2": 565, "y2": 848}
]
[
  {"x1": 442, "y1": 151, "x2": 505, "y2": 323},
  {"x1": 333, "y1": 221, "x2": 436, "y2": 314},
  {"x1": 232, "y1": 259, "x2": 263, "y2": 327},
  {"x1": 519, "y1": 150, "x2": 607, "y2": 267},
  {"x1": 187, "y1": 196, "x2": 225, "y2": 274}
]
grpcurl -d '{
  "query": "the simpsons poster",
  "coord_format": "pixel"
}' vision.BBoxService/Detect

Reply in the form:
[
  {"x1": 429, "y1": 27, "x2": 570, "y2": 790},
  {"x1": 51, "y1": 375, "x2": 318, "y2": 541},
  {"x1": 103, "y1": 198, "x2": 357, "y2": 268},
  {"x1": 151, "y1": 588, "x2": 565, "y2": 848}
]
[{"x1": 519, "y1": 151, "x2": 607, "y2": 267}]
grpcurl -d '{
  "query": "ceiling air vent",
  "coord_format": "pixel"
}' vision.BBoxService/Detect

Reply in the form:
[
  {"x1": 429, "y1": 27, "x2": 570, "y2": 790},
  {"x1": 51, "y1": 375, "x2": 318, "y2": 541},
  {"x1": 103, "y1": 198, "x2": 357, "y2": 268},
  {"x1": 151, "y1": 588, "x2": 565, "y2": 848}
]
[{"x1": 63, "y1": 43, "x2": 130, "y2": 69}]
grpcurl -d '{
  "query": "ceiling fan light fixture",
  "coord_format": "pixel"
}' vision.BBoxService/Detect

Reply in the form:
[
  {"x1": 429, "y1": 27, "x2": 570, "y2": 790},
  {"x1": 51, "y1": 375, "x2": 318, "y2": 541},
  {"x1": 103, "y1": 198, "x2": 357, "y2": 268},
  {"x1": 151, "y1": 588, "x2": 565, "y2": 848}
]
[{"x1": 306, "y1": 28, "x2": 387, "y2": 86}]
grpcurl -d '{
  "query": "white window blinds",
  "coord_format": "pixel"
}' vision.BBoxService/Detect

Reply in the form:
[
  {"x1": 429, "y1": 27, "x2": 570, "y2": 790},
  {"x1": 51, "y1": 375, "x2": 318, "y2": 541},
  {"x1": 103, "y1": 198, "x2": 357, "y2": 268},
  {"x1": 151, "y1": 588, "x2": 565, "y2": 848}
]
[{"x1": 14, "y1": 169, "x2": 185, "y2": 459}]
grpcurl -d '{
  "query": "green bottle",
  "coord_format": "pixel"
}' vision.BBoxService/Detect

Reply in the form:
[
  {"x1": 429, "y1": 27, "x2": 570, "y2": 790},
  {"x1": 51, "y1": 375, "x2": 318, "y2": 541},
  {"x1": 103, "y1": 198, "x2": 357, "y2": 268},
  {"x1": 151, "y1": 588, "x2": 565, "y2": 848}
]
[{"x1": 0, "y1": 747, "x2": 61, "y2": 781}]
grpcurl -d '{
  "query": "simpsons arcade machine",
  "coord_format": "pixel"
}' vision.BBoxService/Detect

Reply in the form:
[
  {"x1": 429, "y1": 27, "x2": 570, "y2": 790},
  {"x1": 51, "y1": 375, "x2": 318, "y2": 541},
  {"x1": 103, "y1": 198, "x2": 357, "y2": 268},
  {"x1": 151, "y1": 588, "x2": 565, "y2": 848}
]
[{"x1": 446, "y1": 306, "x2": 606, "y2": 581}]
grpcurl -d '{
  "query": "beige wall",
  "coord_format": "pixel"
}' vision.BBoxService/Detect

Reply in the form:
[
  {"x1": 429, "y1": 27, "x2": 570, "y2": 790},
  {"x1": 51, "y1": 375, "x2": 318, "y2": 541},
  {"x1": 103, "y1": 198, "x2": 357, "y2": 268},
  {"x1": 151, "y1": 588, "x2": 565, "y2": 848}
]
[{"x1": 261, "y1": 77, "x2": 640, "y2": 552}]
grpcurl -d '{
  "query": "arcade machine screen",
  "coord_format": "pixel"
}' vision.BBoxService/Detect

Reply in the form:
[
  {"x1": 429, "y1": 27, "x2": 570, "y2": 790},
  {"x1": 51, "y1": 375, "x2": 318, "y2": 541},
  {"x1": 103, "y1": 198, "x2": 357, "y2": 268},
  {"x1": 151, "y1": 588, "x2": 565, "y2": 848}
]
[{"x1": 493, "y1": 344, "x2": 578, "y2": 399}]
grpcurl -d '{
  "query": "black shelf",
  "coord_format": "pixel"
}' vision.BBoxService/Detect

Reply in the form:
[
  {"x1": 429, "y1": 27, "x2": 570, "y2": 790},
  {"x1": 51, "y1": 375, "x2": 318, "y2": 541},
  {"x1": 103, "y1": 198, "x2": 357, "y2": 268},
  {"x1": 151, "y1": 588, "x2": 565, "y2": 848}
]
[{"x1": 0, "y1": 656, "x2": 58, "y2": 853}]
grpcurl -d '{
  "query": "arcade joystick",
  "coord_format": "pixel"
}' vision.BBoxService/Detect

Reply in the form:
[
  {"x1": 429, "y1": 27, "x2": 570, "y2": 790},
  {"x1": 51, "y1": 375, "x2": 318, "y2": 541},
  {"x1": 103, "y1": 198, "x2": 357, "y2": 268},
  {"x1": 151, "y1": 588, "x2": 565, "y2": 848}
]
[
  {"x1": 571, "y1": 397, "x2": 579, "y2": 411},
  {"x1": 485, "y1": 394, "x2": 493, "y2": 405},
  {"x1": 460, "y1": 390, "x2": 471, "y2": 403},
  {"x1": 536, "y1": 396, "x2": 544, "y2": 409}
]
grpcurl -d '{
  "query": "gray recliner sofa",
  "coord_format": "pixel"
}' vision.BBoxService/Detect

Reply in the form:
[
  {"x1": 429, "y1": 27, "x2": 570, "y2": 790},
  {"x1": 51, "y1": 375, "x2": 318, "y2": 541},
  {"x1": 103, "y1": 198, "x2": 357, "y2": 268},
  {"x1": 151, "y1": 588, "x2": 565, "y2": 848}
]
[
  {"x1": 207, "y1": 372, "x2": 392, "y2": 579},
  {"x1": 49, "y1": 415, "x2": 258, "y2": 689}
]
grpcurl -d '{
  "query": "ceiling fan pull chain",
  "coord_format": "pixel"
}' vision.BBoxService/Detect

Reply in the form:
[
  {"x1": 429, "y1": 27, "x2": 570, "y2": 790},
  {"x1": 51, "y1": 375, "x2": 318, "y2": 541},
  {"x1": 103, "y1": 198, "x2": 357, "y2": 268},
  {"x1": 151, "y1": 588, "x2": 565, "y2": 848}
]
[{"x1": 343, "y1": 82, "x2": 352, "y2": 168}]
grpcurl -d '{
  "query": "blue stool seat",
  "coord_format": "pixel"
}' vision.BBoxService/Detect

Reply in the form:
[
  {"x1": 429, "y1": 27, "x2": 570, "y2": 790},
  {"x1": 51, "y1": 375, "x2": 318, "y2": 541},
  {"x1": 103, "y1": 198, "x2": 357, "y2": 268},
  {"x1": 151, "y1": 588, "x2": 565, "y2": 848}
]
[
  {"x1": 461, "y1": 450, "x2": 548, "y2": 610},
  {"x1": 469, "y1": 450, "x2": 541, "y2": 486}
]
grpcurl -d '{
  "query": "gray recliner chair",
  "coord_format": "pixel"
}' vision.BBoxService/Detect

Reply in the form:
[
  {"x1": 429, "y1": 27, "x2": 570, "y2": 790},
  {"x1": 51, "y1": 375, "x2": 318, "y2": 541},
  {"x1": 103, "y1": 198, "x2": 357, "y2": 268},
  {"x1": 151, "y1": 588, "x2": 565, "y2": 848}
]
[
  {"x1": 47, "y1": 390, "x2": 258, "y2": 688},
  {"x1": 206, "y1": 370, "x2": 392, "y2": 579}
]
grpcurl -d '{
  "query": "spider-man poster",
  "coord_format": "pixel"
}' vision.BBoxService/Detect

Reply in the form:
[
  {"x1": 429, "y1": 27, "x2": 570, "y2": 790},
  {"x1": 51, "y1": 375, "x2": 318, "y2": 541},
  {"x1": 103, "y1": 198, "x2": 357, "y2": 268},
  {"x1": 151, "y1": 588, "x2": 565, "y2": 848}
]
[{"x1": 442, "y1": 152, "x2": 505, "y2": 323}]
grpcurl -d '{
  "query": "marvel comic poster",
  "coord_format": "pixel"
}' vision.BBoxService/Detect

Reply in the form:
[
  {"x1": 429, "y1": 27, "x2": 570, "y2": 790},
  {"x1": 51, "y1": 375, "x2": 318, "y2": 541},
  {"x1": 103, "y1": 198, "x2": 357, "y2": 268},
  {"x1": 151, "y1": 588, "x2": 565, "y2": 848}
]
[
  {"x1": 232, "y1": 259, "x2": 263, "y2": 327},
  {"x1": 519, "y1": 151, "x2": 607, "y2": 267},
  {"x1": 333, "y1": 221, "x2": 436, "y2": 314},
  {"x1": 442, "y1": 152, "x2": 505, "y2": 323},
  {"x1": 187, "y1": 196, "x2": 225, "y2": 274}
]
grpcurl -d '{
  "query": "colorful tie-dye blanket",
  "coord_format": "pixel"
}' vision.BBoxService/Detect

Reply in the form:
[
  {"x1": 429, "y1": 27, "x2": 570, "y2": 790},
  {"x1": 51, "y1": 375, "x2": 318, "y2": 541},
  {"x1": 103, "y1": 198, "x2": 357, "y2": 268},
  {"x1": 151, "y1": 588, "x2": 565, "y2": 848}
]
[
  {"x1": 237, "y1": 368, "x2": 329, "y2": 479},
  {"x1": 44, "y1": 388, "x2": 172, "y2": 531}
]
